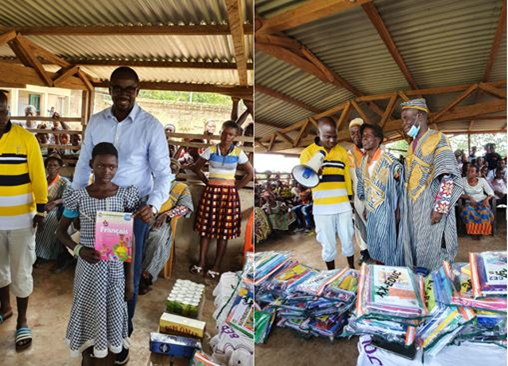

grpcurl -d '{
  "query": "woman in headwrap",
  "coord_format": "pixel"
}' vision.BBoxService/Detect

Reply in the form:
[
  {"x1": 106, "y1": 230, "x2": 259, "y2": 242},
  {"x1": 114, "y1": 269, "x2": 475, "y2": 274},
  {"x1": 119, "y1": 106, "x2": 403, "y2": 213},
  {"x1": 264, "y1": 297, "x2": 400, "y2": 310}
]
[{"x1": 35, "y1": 154, "x2": 70, "y2": 261}]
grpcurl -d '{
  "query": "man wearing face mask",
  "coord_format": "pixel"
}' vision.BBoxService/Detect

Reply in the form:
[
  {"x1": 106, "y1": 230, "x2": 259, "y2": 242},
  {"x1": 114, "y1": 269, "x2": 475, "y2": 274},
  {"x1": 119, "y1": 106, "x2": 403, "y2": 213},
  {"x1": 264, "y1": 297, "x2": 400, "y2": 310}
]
[
  {"x1": 347, "y1": 118, "x2": 370, "y2": 264},
  {"x1": 357, "y1": 123, "x2": 405, "y2": 266},
  {"x1": 299, "y1": 117, "x2": 354, "y2": 270},
  {"x1": 399, "y1": 99, "x2": 463, "y2": 272}
]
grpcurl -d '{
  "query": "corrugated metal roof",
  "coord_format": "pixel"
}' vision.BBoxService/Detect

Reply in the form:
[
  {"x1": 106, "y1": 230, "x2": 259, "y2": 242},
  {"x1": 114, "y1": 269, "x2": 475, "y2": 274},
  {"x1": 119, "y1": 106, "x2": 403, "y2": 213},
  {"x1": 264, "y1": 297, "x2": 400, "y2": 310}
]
[
  {"x1": 0, "y1": 0, "x2": 252, "y2": 27},
  {"x1": 0, "y1": 0, "x2": 253, "y2": 86},
  {"x1": 285, "y1": 6, "x2": 410, "y2": 95},
  {"x1": 254, "y1": 0, "x2": 506, "y2": 141}
]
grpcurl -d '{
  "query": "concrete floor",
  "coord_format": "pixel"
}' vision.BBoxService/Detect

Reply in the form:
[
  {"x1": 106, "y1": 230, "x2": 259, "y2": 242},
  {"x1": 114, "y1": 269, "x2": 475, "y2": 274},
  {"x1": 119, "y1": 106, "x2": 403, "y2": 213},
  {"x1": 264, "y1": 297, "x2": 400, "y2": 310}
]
[
  {"x1": 255, "y1": 215, "x2": 507, "y2": 366},
  {"x1": 0, "y1": 246, "x2": 245, "y2": 366}
]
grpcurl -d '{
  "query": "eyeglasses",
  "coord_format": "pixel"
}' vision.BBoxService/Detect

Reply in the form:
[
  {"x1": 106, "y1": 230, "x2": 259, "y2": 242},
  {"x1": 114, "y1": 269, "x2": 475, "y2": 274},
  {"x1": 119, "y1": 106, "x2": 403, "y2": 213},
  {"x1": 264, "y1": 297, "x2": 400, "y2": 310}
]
[{"x1": 110, "y1": 85, "x2": 138, "y2": 94}]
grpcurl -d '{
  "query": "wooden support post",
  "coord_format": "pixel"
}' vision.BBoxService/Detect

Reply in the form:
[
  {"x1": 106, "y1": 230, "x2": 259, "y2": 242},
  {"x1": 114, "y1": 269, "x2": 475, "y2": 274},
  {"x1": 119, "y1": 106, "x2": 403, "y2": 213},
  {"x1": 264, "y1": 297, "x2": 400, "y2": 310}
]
[
  {"x1": 81, "y1": 90, "x2": 89, "y2": 137},
  {"x1": 294, "y1": 120, "x2": 309, "y2": 147},
  {"x1": 337, "y1": 101, "x2": 352, "y2": 131},
  {"x1": 351, "y1": 100, "x2": 370, "y2": 124}
]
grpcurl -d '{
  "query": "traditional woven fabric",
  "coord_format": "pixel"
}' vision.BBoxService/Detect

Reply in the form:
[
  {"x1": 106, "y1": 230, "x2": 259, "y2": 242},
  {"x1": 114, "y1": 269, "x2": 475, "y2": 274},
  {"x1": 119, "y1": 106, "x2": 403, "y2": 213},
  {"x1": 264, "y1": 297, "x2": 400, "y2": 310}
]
[
  {"x1": 194, "y1": 185, "x2": 241, "y2": 240},
  {"x1": 35, "y1": 175, "x2": 70, "y2": 260},
  {"x1": 400, "y1": 129, "x2": 463, "y2": 271},
  {"x1": 358, "y1": 149, "x2": 405, "y2": 266},
  {"x1": 143, "y1": 182, "x2": 193, "y2": 280},
  {"x1": 460, "y1": 202, "x2": 494, "y2": 235}
]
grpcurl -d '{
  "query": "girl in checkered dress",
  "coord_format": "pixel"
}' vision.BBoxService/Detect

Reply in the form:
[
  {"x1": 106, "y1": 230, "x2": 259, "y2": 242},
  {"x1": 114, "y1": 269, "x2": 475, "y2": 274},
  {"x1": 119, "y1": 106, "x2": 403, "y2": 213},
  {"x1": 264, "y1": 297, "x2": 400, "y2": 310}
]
[
  {"x1": 191, "y1": 121, "x2": 254, "y2": 279},
  {"x1": 57, "y1": 142, "x2": 139, "y2": 363}
]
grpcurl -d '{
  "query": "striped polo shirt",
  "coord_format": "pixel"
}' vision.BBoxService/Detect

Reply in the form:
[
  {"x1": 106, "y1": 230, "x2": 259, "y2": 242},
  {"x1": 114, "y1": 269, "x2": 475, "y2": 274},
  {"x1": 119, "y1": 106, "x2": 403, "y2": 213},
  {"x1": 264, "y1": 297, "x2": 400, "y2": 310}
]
[
  {"x1": 300, "y1": 142, "x2": 352, "y2": 215},
  {"x1": 201, "y1": 144, "x2": 248, "y2": 181},
  {"x1": 0, "y1": 122, "x2": 48, "y2": 229}
]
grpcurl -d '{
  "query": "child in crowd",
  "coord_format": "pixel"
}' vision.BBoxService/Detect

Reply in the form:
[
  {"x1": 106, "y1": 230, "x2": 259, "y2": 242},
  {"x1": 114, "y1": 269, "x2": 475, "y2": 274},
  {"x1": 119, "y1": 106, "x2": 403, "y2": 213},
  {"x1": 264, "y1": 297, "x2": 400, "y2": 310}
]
[
  {"x1": 57, "y1": 142, "x2": 139, "y2": 364},
  {"x1": 190, "y1": 121, "x2": 254, "y2": 279}
]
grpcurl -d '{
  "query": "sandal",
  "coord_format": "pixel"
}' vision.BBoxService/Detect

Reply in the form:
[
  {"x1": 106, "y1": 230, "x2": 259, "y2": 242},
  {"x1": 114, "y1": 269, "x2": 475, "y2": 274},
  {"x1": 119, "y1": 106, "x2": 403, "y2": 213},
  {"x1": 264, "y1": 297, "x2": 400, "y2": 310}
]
[
  {"x1": 189, "y1": 265, "x2": 203, "y2": 275},
  {"x1": 15, "y1": 327, "x2": 32, "y2": 351},
  {"x1": 206, "y1": 270, "x2": 220, "y2": 280},
  {"x1": 0, "y1": 311, "x2": 13, "y2": 324}
]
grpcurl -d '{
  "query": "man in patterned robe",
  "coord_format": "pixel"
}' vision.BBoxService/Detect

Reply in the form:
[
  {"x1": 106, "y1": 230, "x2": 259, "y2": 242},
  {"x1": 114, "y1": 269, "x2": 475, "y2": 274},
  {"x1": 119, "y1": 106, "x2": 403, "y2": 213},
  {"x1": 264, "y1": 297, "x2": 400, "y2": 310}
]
[
  {"x1": 400, "y1": 99, "x2": 463, "y2": 272},
  {"x1": 357, "y1": 123, "x2": 405, "y2": 266}
]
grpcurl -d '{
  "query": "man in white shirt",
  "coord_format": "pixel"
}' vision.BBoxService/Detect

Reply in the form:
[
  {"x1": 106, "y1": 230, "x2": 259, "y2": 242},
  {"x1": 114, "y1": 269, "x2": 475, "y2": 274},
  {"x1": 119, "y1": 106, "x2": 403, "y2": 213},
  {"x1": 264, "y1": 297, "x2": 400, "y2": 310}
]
[{"x1": 72, "y1": 66, "x2": 172, "y2": 364}]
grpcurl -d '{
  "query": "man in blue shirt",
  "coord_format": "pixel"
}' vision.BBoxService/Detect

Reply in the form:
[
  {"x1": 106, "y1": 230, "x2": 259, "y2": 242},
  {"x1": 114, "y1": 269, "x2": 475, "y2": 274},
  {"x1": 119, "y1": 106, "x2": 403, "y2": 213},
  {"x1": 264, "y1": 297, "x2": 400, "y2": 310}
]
[{"x1": 72, "y1": 67, "x2": 172, "y2": 364}]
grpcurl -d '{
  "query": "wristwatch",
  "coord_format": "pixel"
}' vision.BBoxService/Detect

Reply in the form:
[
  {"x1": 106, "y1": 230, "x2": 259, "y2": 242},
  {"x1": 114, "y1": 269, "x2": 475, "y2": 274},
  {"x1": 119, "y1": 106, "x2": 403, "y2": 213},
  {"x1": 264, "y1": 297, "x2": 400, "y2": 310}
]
[{"x1": 149, "y1": 205, "x2": 158, "y2": 216}]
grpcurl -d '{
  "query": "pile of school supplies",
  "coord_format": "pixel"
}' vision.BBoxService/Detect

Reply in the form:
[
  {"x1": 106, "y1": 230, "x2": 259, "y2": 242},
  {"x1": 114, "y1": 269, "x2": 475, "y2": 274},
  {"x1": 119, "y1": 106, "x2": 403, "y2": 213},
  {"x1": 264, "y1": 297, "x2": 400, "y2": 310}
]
[
  {"x1": 209, "y1": 257, "x2": 255, "y2": 366},
  {"x1": 150, "y1": 279, "x2": 206, "y2": 362},
  {"x1": 252, "y1": 251, "x2": 359, "y2": 341},
  {"x1": 349, "y1": 251, "x2": 507, "y2": 361}
]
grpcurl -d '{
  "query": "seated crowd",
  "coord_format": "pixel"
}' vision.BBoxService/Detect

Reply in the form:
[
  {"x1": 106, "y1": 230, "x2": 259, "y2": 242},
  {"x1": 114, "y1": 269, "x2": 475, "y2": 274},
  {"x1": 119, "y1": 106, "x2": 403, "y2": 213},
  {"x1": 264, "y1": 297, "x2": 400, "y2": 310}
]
[{"x1": 254, "y1": 174, "x2": 315, "y2": 243}]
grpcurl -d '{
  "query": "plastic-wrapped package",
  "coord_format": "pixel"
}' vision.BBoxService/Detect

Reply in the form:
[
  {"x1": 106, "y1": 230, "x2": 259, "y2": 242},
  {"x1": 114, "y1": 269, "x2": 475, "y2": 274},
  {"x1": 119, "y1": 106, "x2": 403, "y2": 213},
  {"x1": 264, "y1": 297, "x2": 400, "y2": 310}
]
[
  {"x1": 191, "y1": 351, "x2": 222, "y2": 366},
  {"x1": 356, "y1": 264, "x2": 428, "y2": 322},
  {"x1": 209, "y1": 324, "x2": 253, "y2": 366},
  {"x1": 416, "y1": 305, "x2": 475, "y2": 355},
  {"x1": 470, "y1": 251, "x2": 507, "y2": 298},
  {"x1": 344, "y1": 315, "x2": 417, "y2": 346},
  {"x1": 226, "y1": 288, "x2": 254, "y2": 338},
  {"x1": 267, "y1": 261, "x2": 317, "y2": 295},
  {"x1": 294, "y1": 269, "x2": 345, "y2": 296},
  {"x1": 254, "y1": 309, "x2": 276, "y2": 344},
  {"x1": 443, "y1": 261, "x2": 507, "y2": 312},
  {"x1": 251, "y1": 251, "x2": 292, "y2": 286},
  {"x1": 320, "y1": 268, "x2": 359, "y2": 303}
]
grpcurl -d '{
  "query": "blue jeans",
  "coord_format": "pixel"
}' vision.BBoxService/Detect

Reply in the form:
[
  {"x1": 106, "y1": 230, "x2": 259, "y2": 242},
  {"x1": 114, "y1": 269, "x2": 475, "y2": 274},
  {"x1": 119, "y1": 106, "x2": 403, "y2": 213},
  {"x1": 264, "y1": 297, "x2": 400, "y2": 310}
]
[
  {"x1": 292, "y1": 204, "x2": 313, "y2": 228},
  {"x1": 127, "y1": 218, "x2": 150, "y2": 336}
]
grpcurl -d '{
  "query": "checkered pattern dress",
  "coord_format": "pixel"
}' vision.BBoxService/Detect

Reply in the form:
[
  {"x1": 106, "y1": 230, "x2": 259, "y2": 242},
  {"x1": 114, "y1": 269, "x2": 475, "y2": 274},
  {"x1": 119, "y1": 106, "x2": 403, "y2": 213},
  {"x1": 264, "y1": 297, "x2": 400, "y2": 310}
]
[{"x1": 62, "y1": 186, "x2": 139, "y2": 358}]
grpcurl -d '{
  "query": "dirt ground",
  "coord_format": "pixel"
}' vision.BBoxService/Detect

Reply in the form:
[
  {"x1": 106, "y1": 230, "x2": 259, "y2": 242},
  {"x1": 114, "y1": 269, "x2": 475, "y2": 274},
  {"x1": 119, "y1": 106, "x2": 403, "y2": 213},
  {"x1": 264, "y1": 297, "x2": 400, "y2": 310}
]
[
  {"x1": 0, "y1": 245, "x2": 245, "y2": 366},
  {"x1": 255, "y1": 211, "x2": 507, "y2": 366}
]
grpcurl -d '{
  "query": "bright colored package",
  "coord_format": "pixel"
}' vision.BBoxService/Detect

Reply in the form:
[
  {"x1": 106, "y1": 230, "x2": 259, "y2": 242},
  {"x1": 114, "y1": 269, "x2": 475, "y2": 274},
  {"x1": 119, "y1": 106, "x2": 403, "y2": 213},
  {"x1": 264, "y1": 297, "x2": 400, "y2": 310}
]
[
  {"x1": 226, "y1": 288, "x2": 254, "y2": 338},
  {"x1": 94, "y1": 211, "x2": 133, "y2": 262},
  {"x1": 470, "y1": 251, "x2": 507, "y2": 298},
  {"x1": 149, "y1": 332, "x2": 201, "y2": 357},
  {"x1": 356, "y1": 264, "x2": 428, "y2": 322}
]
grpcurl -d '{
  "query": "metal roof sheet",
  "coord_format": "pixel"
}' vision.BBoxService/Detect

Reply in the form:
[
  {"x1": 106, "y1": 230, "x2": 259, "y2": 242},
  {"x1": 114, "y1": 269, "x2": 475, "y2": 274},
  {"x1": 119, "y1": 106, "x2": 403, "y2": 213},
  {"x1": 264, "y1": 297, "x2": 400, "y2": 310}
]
[
  {"x1": 254, "y1": 0, "x2": 506, "y2": 140},
  {"x1": 0, "y1": 0, "x2": 253, "y2": 86}
]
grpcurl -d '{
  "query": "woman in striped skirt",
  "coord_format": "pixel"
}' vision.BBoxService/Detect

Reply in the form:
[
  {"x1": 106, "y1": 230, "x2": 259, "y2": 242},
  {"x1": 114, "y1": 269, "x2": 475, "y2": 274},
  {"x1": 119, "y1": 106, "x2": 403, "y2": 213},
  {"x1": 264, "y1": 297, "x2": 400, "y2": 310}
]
[
  {"x1": 191, "y1": 121, "x2": 254, "y2": 279},
  {"x1": 35, "y1": 153, "x2": 70, "y2": 261}
]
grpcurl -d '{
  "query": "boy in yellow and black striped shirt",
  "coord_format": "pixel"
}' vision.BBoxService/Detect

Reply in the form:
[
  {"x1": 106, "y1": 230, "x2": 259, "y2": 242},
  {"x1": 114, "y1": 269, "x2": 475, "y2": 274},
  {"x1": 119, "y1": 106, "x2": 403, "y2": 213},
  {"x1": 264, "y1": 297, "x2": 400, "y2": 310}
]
[
  {"x1": 300, "y1": 117, "x2": 355, "y2": 270},
  {"x1": 0, "y1": 90, "x2": 47, "y2": 350}
]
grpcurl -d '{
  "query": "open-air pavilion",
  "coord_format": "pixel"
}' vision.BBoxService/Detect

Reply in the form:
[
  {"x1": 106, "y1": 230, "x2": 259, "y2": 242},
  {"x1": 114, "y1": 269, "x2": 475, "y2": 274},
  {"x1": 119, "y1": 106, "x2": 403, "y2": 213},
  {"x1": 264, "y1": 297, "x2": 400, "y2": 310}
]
[{"x1": 0, "y1": 1, "x2": 253, "y2": 365}]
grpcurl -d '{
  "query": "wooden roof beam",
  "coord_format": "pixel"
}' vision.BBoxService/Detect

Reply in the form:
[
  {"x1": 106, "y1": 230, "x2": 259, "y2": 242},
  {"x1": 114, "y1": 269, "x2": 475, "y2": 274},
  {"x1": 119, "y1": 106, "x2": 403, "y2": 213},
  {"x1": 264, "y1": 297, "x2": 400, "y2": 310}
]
[
  {"x1": 11, "y1": 36, "x2": 53, "y2": 86},
  {"x1": 431, "y1": 84, "x2": 478, "y2": 122},
  {"x1": 483, "y1": 0, "x2": 507, "y2": 82},
  {"x1": 257, "y1": 0, "x2": 371, "y2": 34},
  {"x1": 0, "y1": 61, "x2": 86, "y2": 89},
  {"x1": 256, "y1": 84, "x2": 320, "y2": 113},
  {"x1": 0, "y1": 57, "x2": 252, "y2": 70},
  {"x1": 380, "y1": 94, "x2": 398, "y2": 127},
  {"x1": 362, "y1": 2, "x2": 418, "y2": 89},
  {"x1": 92, "y1": 80, "x2": 252, "y2": 98},
  {"x1": 0, "y1": 31, "x2": 16, "y2": 46},
  {"x1": 14, "y1": 24, "x2": 254, "y2": 36},
  {"x1": 225, "y1": 0, "x2": 249, "y2": 86},
  {"x1": 479, "y1": 82, "x2": 507, "y2": 99},
  {"x1": 53, "y1": 65, "x2": 79, "y2": 86}
]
